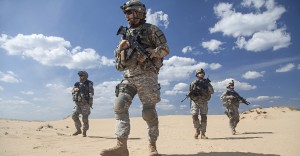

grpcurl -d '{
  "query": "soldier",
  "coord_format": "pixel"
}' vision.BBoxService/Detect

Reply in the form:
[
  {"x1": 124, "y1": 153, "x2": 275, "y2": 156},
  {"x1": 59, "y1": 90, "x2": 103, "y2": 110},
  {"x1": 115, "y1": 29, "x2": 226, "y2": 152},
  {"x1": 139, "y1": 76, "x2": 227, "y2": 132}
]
[
  {"x1": 100, "y1": 1, "x2": 169, "y2": 156},
  {"x1": 71, "y1": 71, "x2": 94, "y2": 137},
  {"x1": 189, "y1": 69, "x2": 214, "y2": 139},
  {"x1": 220, "y1": 80, "x2": 249, "y2": 135}
]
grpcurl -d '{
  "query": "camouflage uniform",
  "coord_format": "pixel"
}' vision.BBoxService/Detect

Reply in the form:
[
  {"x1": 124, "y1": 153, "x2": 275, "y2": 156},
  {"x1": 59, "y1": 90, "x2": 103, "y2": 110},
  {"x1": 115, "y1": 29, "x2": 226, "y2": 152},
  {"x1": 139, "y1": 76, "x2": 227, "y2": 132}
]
[
  {"x1": 100, "y1": 1, "x2": 169, "y2": 155},
  {"x1": 72, "y1": 71, "x2": 94, "y2": 137},
  {"x1": 114, "y1": 22, "x2": 169, "y2": 141},
  {"x1": 189, "y1": 75, "x2": 214, "y2": 139},
  {"x1": 220, "y1": 88, "x2": 240, "y2": 134}
]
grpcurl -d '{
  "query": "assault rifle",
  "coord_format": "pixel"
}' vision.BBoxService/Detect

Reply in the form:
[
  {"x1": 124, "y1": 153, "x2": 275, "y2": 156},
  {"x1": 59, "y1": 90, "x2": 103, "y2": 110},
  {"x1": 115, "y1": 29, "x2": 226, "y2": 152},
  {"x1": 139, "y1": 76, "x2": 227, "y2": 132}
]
[
  {"x1": 116, "y1": 26, "x2": 158, "y2": 73},
  {"x1": 181, "y1": 77, "x2": 211, "y2": 103},
  {"x1": 226, "y1": 90, "x2": 250, "y2": 105}
]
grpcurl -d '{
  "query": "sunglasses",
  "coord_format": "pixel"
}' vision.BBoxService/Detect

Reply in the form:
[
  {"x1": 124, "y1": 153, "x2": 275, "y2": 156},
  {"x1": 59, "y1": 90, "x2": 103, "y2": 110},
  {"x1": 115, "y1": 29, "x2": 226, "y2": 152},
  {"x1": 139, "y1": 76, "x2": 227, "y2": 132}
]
[{"x1": 125, "y1": 10, "x2": 133, "y2": 15}]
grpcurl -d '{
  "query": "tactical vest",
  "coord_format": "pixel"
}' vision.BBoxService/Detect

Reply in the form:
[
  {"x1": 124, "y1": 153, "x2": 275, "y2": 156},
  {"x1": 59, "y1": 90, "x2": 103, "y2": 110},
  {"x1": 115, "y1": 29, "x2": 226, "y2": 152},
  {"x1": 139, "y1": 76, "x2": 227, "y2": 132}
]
[
  {"x1": 190, "y1": 79, "x2": 211, "y2": 101},
  {"x1": 73, "y1": 80, "x2": 93, "y2": 103}
]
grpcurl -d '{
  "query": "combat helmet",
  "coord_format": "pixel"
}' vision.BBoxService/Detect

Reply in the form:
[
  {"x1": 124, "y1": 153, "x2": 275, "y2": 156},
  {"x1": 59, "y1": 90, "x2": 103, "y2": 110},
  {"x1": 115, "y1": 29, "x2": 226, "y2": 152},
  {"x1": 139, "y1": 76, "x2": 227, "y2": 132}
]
[
  {"x1": 195, "y1": 68, "x2": 205, "y2": 77},
  {"x1": 120, "y1": 0, "x2": 146, "y2": 19},
  {"x1": 78, "y1": 71, "x2": 88, "y2": 78}
]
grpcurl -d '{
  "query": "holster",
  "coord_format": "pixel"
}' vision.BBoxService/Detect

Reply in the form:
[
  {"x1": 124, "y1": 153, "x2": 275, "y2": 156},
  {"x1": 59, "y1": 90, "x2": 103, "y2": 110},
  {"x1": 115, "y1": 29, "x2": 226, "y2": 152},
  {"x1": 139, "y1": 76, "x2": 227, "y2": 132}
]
[{"x1": 115, "y1": 82, "x2": 137, "y2": 98}]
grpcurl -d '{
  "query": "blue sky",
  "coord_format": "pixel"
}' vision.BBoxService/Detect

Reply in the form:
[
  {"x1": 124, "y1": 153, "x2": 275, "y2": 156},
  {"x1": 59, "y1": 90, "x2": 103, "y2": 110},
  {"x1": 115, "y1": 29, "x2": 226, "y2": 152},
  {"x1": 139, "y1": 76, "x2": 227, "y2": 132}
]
[{"x1": 1, "y1": 0, "x2": 299, "y2": 121}]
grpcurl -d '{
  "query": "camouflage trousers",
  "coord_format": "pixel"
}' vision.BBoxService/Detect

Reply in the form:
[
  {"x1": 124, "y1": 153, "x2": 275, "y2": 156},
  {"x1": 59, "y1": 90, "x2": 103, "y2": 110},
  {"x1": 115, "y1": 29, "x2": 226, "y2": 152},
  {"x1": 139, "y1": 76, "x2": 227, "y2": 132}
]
[
  {"x1": 225, "y1": 104, "x2": 240, "y2": 130},
  {"x1": 114, "y1": 72, "x2": 161, "y2": 142},
  {"x1": 72, "y1": 103, "x2": 91, "y2": 131},
  {"x1": 190, "y1": 100, "x2": 208, "y2": 132}
]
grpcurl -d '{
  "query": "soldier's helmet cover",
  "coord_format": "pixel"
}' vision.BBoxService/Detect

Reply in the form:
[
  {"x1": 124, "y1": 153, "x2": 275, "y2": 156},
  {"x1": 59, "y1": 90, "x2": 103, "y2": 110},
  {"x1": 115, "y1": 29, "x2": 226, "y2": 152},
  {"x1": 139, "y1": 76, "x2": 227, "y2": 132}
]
[
  {"x1": 227, "y1": 80, "x2": 234, "y2": 88},
  {"x1": 78, "y1": 71, "x2": 88, "y2": 78},
  {"x1": 195, "y1": 68, "x2": 205, "y2": 77},
  {"x1": 120, "y1": 0, "x2": 146, "y2": 19}
]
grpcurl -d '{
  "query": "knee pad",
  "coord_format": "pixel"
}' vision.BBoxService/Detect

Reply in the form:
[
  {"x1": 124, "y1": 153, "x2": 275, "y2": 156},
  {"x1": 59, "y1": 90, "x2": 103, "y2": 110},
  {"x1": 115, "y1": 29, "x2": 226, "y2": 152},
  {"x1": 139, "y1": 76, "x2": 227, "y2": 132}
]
[
  {"x1": 142, "y1": 105, "x2": 157, "y2": 122},
  {"x1": 114, "y1": 95, "x2": 131, "y2": 119},
  {"x1": 201, "y1": 114, "x2": 207, "y2": 123},
  {"x1": 192, "y1": 115, "x2": 199, "y2": 121}
]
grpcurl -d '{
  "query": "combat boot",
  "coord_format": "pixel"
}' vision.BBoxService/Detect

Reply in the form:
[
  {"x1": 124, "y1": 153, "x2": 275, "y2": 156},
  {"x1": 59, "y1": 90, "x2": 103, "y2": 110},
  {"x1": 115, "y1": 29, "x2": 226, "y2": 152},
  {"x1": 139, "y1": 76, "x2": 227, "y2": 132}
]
[
  {"x1": 100, "y1": 138, "x2": 128, "y2": 156},
  {"x1": 232, "y1": 129, "x2": 236, "y2": 135},
  {"x1": 82, "y1": 130, "x2": 87, "y2": 137},
  {"x1": 149, "y1": 141, "x2": 160, "y2": 156},
  {"x1": 194, "y1": 128, "x2": 200, "y2": 139},
  {"x1": 200, "y1": 132, "x2": 208, "y2": 139},
  {"x1": 72, "y1": 129, "x2": 82, "y2": 136}
]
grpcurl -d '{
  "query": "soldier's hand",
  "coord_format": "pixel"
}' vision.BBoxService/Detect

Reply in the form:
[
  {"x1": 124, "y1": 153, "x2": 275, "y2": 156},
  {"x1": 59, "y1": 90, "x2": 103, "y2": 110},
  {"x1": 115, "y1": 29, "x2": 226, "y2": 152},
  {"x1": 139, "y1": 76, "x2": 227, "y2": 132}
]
[
  {"x1": 137, "y1": 54, "x2": 146, "y2": 63},
  {"x1": 229, "y1": 95, "x2": 235, "y2": 99},
  {"x1": 146, "y1": 48, "x2": 156, "y2": 58},
  {"x1": 118, "y1": 40, "x2": 130, "y2": 50},
  {"x1": 73, "y1": 88, "x2": 79, "y2": 92}
]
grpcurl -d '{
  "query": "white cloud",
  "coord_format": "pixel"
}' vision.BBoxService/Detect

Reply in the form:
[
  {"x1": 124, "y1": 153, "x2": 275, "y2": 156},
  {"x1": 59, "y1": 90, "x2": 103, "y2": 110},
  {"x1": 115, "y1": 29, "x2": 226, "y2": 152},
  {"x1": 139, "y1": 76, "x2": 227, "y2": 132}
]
[
  {"x1": 236, "y1": 29, "x2": 291, "y2": 52},
  {"x1": 202, "y1": 39, "x2": 223, "y2": 52},
  {"x1": 209, "y1": 63, "x2": 222, "y2": 70},
  {"x1": 247, "y1": 95, "x2": 281, "y2": 102},
  {"x1": 212, "y1": 78, "x2": 257, "y2": 92},
  {"x1": 156, "y1": 98, "x2": 176, "y2": 110},
  {"x1": 0, "y1": 86, "x2": 3, "y2": 91},
  {"x1": 157, "y1": 104, "x2": 176, "y2": 110},
  {"x1": 210, "y1": 0, "x2": 291, "y2": 52},
  {"x1": 146, "y1": 9, "x2": 169, "y2": 29},
  {"x1": 242, "y1": 71, "x2": 265, "y2": 79},
  {"x1": 182, "y1": 46, "x2": 193, "y2": 54},
  {"x1": 275, "y1": 63, "x2": 295, "y2": 72},
  {"x1": 46, "y1": 83, "x2": 65, "y2": 89},
  {"x1": 0, "y1": 71, "x2": 22, "y2": 83},
  {"x1": 165, "y1": 83, "x2": 189, "y2": 95},
  {"x1": 297, "y1": 64, "x2": 300, "y2": 69},
  {"x1": 213, "y1": 2, "x2": 234, "y2": 18},
  {"x1": 21, "y1": 91, "x2": 34, "y2": 95},
  {"x1": 159, "y1": 56, "x2": 222, "y2": 83},
  {"x1": 92, "y1": 81, "x2": 119, "y2": 114},
  {"x1": 179, "y1": 104, "x2": 187, "y2": 110},
  {"x1": 210, "y1": 0, "x2": 285, "y2": 37},
  {"x1": 0, "y1": 34, "x2": 115, "y2": 69},
  {"x1": 94, "y1": 81, "x2": 119, "y2": 102},
  {"x1": 241, "y1": 0, "x2": 266, "y2": 9}
]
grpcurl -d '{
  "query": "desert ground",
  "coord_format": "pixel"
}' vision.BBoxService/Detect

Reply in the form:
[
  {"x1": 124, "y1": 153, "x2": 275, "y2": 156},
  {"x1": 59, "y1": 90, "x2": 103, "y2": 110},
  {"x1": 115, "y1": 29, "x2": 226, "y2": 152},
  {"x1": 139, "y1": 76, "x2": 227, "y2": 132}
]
[{"x1": 1, "y1": 107, "x2": 299, "y2": 156}]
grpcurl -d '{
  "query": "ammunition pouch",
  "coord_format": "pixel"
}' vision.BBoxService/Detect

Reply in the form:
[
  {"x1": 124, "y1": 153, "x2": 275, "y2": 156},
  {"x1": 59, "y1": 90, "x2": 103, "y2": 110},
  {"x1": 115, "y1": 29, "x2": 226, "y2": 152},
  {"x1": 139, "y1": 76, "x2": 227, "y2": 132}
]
[
  {"x1": 115, "y1": 52, "x2": 126, "y2": 71},
  {"x1": 72, "y1": 92, "x2": 78, "y2": 102},
  {"x1": 88, "y1": 97, "x2": 93, "y2": 107},
  {"x1": 200, "y1": 90, "x2": 211, "y2": 101}
]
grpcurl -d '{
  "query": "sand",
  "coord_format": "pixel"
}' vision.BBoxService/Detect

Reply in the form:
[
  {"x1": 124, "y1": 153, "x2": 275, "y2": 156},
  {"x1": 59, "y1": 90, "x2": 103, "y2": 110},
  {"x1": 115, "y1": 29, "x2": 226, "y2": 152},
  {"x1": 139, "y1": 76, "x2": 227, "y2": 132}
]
[{"x1": 1, "y1": 107, "x2": 299, "y2": 156}]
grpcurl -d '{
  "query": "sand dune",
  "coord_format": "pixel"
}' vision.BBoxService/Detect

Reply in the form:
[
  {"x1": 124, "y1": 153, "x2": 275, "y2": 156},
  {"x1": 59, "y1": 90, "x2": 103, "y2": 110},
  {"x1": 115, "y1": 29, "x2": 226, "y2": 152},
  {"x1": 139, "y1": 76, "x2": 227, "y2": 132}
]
[{"x1": 1, "y1": 107, "x2": 299, "y2": 156}]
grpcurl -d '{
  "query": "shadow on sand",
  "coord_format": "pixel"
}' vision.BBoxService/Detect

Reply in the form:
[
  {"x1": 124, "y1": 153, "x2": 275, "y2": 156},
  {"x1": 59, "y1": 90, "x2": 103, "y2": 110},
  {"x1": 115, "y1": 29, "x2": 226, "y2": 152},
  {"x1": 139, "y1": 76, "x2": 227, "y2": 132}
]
[
  {"x1": 242, "y1": 132, "x2": 273, "y2": 135},
  {"x1": 209, "y1": 136, "x2": 262, "y2": 140},
  {"x1": 162, "y1": 152, "x2": 280, "y2": 156},
  {"x1": 209, "y1": 131, "x2": 273, "y2": 140},
  {"x1": 88, "y1": 136, "x2": 141, "y2": 140}
]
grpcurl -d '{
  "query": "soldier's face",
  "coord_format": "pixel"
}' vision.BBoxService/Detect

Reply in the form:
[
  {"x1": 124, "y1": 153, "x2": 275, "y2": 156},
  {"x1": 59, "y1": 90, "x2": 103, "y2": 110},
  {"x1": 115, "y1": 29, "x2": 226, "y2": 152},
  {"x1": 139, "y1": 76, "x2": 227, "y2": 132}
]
[
  {"x1": 125, "y1": 10, "x2": 139, "y2": 25},
  {"x1": 197, "y1": 73, "x2": 205, "y2": 78},
  {"x1": 79, "y1": 75, "x2": 85, "y2": 81}
]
